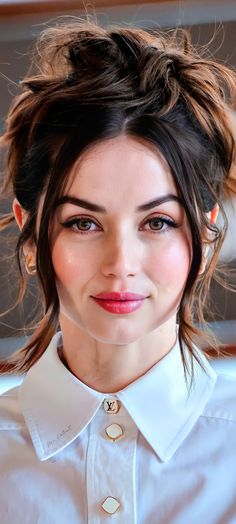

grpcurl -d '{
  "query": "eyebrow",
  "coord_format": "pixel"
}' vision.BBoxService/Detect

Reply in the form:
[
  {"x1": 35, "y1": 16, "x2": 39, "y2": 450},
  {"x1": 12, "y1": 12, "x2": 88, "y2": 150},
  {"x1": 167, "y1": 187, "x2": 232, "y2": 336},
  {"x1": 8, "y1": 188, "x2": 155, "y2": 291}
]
[{"x1": 55, "y1": 193, "x2": 183, "y2": 213}]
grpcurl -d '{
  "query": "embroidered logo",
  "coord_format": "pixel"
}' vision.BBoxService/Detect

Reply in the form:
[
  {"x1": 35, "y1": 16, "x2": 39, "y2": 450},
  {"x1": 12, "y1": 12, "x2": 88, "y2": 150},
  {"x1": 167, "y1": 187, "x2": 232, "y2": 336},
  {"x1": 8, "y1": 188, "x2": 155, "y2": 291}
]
[{"x1": 47, "y1": 424, "x2": 72, "y2": 449}]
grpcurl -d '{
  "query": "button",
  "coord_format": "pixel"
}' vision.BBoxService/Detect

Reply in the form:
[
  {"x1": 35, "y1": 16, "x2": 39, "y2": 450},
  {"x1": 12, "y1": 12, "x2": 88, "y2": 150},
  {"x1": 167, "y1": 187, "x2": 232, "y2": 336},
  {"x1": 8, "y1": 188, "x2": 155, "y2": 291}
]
[
  {"x1": 103, "y1": 398, "x2": 121, "y2": 414},
  {"x1": 105, "y1": 423, "x2": 124, "y2": 442},
  {"x1": 101, "y1": 496, "x2": 121, "y2": 515}
]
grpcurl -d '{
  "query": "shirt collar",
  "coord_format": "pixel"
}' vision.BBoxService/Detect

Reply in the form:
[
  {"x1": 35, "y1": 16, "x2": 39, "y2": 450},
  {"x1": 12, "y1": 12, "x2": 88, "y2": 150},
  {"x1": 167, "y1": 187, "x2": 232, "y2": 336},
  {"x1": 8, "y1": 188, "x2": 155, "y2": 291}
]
[{"x1": 19, "y1": 331, "x2": 216, "y2": 462}]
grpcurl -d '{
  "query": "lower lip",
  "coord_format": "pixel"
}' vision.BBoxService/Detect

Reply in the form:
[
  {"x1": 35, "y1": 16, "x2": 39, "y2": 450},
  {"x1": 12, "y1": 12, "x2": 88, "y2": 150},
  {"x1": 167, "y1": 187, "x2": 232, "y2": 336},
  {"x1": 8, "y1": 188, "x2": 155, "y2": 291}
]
[{"x1": 92, "y1": 298, "x2": 145, "y2": 314}]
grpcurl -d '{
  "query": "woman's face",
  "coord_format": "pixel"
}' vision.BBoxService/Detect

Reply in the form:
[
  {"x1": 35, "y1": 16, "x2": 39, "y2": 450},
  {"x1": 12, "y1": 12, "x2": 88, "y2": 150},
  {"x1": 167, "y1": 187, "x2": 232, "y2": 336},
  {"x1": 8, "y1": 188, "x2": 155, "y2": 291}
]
[{"x1": 50, "y1": 135, "x2": 192, "y2": 345}]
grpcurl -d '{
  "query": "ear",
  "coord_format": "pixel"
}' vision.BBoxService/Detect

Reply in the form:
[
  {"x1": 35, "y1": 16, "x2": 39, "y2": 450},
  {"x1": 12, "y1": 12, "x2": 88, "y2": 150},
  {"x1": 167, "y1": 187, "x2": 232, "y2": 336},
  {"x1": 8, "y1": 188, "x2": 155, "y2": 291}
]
[
  {"x1": 13, "y1": 199, "x2": 37, "y2": 271},
  {"x1": 209, "y1": 204, "x2": 219, "y2": 225},
  {"x1": 13, "y1": 198, "x2": 28, "y2": 230},
  {"x1": 198, "y1": 204, "x2": 219, "y2": 276}
]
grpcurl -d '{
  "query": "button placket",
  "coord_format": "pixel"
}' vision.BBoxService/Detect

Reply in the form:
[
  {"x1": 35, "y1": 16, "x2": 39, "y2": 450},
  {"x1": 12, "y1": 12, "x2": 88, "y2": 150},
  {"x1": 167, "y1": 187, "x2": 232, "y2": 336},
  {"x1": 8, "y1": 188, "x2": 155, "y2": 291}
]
[{"x1": 87, "y1": 399, "x2": 137, "y2": 523}]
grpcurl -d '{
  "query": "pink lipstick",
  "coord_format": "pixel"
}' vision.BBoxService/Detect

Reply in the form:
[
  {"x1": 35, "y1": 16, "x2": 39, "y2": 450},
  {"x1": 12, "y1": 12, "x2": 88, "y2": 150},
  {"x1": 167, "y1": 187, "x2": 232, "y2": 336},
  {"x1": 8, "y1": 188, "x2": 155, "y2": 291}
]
[{"x1": 91, "y1": 292, "x2": 147, "y2": 314}]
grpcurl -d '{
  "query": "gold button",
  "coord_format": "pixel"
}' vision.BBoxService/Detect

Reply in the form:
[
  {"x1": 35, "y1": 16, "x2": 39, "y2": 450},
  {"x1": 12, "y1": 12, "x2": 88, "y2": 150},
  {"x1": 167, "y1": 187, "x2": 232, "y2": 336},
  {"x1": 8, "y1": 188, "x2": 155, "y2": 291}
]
[
  {"x1": 103, "y1": 398, "x2": 121, "y2": 414},
  {"x1": 105, "y1": 423, "x2": 124, "y2": 442},
  {"x1": 101, "y1": 496, "x2": 121, "y2": 515}
]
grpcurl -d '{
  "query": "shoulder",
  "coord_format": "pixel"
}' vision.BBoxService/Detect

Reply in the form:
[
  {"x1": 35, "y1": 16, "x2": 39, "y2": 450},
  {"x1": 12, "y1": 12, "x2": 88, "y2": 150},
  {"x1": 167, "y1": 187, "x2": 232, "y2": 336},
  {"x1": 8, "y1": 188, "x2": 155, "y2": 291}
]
[
  {"x1": 0, "y1": 374, "x2": 24, "y2": 395},
  {"x1": 202, "y1": 371, "x2": 236, "y2": 424}
]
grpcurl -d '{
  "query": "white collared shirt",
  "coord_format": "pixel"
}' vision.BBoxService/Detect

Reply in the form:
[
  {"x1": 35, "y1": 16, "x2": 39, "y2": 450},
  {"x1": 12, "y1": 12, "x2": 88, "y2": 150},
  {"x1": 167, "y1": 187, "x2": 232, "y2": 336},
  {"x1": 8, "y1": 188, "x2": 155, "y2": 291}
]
[{"x1": 0, "y1": 332, "x2": 236, "y2": 523}]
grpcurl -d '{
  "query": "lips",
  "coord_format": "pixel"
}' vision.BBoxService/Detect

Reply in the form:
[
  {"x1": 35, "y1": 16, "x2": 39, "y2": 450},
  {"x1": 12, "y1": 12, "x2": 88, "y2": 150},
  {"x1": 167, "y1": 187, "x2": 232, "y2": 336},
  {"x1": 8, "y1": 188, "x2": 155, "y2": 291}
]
[
  {"x1": 93, "y1": 292, "x2": 147, "y2": 301},
  {"x1": 92, "y1": 296, "x2": 146, "y2": 314}
]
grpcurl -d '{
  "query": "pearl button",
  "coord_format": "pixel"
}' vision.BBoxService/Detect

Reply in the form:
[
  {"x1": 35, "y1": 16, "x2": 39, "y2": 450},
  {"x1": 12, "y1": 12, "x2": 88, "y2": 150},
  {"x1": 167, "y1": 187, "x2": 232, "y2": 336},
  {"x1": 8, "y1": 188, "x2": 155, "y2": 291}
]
[
  {"x1": 101, "y1": 496, "x2": 121, "y2": 514},
  {"x1": 105, "y1": 423, "x2": 124, "y2": 442},
  {"x1": 103, "y1": 398, "x2": 121, "y2": 414}
]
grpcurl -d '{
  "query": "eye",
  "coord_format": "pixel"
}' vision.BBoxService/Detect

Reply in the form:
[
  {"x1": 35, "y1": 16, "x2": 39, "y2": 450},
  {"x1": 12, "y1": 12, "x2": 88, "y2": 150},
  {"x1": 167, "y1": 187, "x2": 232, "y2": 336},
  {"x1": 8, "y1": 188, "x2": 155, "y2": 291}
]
[
  {"x1": 142, "y1": 215, "x2": 178, "y2": 233},
  {"x1": 60, "y1": 214, "x2": 179, "y2": 235},
  {"x1": 60, "y1": 216, "x2": 101, "y2": 234}
]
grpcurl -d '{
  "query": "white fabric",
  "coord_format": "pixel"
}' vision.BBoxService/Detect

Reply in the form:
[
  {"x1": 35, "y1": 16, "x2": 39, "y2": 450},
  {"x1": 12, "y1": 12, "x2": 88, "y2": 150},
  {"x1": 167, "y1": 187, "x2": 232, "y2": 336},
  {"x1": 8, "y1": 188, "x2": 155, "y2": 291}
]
[{"x1": 0, "y1": 332, "x2": 236, "y2": 523}]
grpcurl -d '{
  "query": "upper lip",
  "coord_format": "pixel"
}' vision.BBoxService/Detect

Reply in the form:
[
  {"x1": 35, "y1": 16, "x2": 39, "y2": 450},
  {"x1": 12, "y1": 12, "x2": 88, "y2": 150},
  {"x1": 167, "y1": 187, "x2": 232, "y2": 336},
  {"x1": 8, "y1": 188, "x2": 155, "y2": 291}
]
[{"x1": 92, "y1": 292, "x2": 148, "y2": 301}]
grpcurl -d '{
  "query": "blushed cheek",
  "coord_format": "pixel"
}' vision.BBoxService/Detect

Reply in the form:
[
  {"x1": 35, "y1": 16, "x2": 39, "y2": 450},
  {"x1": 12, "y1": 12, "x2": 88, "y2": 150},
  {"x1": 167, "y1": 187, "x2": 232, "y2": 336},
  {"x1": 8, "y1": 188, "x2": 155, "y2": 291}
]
[
  {"x1": 52, "y1": 243, "x2": 76, "y2": 285},
  {"x1": 151, "y1": 240, "x2": 191, "y2": 291},
  {"x1": 51, "y1": 241, "x2": 94, "y2": 289}
]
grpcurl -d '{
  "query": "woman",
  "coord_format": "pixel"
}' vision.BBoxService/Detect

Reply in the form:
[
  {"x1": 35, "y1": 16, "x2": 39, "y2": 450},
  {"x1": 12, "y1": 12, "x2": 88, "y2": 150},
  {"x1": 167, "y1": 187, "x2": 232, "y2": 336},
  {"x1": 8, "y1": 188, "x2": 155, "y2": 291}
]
[{"x1": 0, "y1": 20, "x2": 235, "y2": 523}]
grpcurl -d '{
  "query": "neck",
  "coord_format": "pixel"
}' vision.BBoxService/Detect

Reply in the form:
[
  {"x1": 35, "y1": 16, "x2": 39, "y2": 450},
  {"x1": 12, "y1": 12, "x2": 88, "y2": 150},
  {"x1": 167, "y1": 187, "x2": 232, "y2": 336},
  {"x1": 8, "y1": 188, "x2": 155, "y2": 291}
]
[{"x1": 58, "y1": 314, "x2": 178, "y2": 393}]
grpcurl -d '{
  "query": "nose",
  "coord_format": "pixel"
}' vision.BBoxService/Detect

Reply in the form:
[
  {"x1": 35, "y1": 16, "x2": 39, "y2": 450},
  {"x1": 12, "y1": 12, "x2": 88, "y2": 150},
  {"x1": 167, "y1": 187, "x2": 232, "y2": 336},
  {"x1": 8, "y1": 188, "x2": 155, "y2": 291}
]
[{"x1": 100, "y1": 231, "x2": 142, "y2": 279}]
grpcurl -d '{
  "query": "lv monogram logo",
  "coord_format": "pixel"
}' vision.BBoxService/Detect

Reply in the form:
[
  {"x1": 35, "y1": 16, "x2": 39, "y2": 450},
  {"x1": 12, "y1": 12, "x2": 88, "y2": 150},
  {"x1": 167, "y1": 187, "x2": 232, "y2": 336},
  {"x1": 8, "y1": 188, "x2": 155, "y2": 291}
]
[
  {"x1": 106, "y1": 401, "x2": 115, "y2": 412},
  {"x1": 103, "y1": 398, "x2": 121, "y2": 414}
]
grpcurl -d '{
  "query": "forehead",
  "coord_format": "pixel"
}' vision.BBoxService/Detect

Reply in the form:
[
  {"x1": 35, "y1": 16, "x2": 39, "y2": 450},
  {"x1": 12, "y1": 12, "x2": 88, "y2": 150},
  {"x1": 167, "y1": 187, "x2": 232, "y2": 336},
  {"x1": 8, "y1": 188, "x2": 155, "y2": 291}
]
[{"x1": 65, "y1": 136, "x2": 177, "y2": 205}]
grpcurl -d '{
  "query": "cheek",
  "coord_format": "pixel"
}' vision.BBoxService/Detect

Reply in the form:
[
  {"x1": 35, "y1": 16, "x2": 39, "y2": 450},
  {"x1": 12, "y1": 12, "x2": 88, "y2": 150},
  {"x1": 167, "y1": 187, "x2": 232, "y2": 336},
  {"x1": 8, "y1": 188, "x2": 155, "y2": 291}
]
[
  {"x1": 51, "y1": 230, "x2": 192, "y2": 293},
  {"x1": 149, "y1": 237, "x2": 191, "y2": 289},
  {"x1": 51, "y1": 240, "x2": 88, "y2": 287}
]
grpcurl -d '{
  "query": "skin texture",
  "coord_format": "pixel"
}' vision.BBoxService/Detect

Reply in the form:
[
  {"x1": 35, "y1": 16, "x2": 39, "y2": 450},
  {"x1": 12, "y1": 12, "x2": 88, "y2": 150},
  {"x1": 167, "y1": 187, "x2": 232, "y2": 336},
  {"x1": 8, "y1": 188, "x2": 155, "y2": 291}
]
[{"x1": 14, "y1": 135, "x2": 216, "y2": 393}]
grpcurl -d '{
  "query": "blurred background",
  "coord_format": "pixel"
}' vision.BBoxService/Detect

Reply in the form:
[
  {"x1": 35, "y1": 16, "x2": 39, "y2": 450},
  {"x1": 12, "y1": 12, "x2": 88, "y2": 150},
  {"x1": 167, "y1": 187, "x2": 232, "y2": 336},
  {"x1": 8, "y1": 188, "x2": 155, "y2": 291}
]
[{"x1": 0, "y1": 0, "x2": 235, "y2": 373}]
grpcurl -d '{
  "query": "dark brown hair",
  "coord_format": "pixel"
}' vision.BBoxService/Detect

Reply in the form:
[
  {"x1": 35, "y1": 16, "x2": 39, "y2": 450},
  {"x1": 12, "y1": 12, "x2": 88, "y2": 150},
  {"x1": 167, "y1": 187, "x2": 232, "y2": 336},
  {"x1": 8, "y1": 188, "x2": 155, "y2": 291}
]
[{"x1": 0, "y1": 19, "x2": 236, "y2": 381}]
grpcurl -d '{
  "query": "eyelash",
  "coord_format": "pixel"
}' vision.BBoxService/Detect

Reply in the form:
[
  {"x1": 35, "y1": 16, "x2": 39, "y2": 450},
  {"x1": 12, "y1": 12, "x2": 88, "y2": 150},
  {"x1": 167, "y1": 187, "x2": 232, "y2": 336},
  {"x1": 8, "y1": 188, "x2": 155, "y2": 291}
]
[{"x1": 60, "y1": 215, "x2": 179, "y2": 235}]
